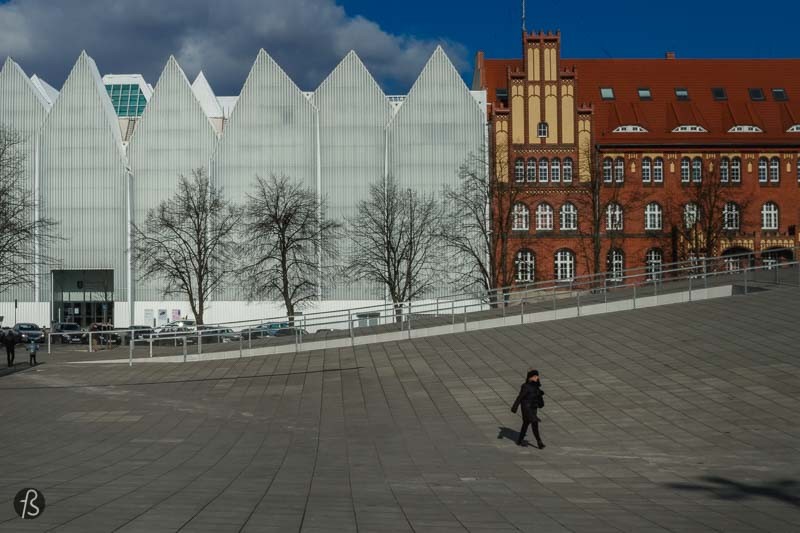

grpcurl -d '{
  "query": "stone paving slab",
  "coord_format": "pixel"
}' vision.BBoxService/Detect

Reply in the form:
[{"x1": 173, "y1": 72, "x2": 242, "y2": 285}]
[{"x1": 0, "y1": 287, "x2": 798, "y2": 531}]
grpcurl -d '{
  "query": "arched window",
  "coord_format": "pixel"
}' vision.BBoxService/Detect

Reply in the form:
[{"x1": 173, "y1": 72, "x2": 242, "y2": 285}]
[
  {"x1": 642, "y1": 157, "x2": 652, "y2": 183},
  {"x1": 554, "y1": 249, "x2": 575, "y2": 281},
  {"x1": 761, "y1": 202, "x2": 779, "y2": 230},
  {"x1": 614, "y1": 157, "x2": 625, "y2": 182},
  {"x1": 560, "y1": 202, "x2": 577, "y2": 231},
  {"x1": 770, "y1": 157, "x2": 780, "y2": 182},
  {"x1": 606, "y1": 203, "x2": 623, "y2": 231},
  {"x1": 731, "y1": 157, "x2": 742, "y2": 182},
  {"x1": 512, "y1": 203, "x2": 530, "y2": 231},
  {"x1": 537, "y1": 122, "x2": 549, "y2": 138},
  {"x1": 684, "y1": 202, "x2": 700, "y2": 228},
  {"x1": 526, "y1": 158, "x2": 537, "y2": 182},
  {"x1": 514, "y1": 158, "x2": 525, "y2": 182},
  {"x1": 515, "y1": 250, "x2": 535, "y2": 283},
  {"x1": 680, "y1": 157, "x2": 691, "y2": 182},
  {"x1": 563, "y1": 158, "x2": 574, "y2": 182},
  {"x1": 603, "y1": 158, "x2": 613, "y2": 183},
  {"x1": 535, "y1": 203, "x2": 553, "y2": 230},
  {"x1": 646, "y1": 249, "x2": 663, "y2": 281},
  {"x1": 645, "y1": 202, "x2": 662, "y2": 231},
  {"x1": 539, "y1": 158, "x2": 549, "y2": 182},
  {"x1": 723, "y1": 202, "x2": 740, "y2": 230},
  {"x1": 692, "y1": 157, "x2": 703, "y2": 182},
  {"x1": 758, "y1": 157, "x2": 768, "y2": 183},
  {"x1": 653, "y1": 157, "x2": 664, "y2": 182},
  {"x1": 551, "y1": 158, "x2": 561, "y2": 182},
  {"x1": 607, "y1": 249, "x2": 624, "y2": 282},
  {"x1": 720, "y1": 157, "x2": 730, "y2": 182}
]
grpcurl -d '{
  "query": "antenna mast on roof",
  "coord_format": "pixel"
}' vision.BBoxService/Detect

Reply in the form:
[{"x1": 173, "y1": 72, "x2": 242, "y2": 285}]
[{"x1": 522, "y1": 0, "x2": 527, "y2": 33}]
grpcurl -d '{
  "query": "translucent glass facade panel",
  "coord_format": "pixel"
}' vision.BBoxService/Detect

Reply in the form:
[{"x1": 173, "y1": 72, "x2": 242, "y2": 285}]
[
  {"x1": 313, "y1": 52, "x2": 392, "y2": 300},
  {"x1": 39, "y1": 52, "x2": 128, "y2": 302},
  {"x1": 388, "y1": 47, "x2": 486, "y2": 295},
  {"x1": 0, "y1": 58, "x2": 49, "y2": 302},
  {"x1": 127, "y1": 57, "x2": 219, "y2": 300}
]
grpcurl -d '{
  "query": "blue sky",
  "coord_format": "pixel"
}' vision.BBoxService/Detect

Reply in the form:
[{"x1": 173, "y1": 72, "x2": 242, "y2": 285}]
[{"x1": 0, "y1": 0, "x2": 798, "y2": 94}]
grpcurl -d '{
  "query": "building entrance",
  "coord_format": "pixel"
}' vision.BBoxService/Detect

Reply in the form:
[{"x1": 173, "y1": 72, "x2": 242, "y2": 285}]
[{"x1": 52, "y1": 270, "x2": 115, "y2": 327}]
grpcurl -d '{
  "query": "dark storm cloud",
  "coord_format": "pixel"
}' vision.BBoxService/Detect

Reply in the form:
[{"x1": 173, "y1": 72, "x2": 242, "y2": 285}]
[{"x1": 0, "y1": 0, "x2": 469, "y2": 94}]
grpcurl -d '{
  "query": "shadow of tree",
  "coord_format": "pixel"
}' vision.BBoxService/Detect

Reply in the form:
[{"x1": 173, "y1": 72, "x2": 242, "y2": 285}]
[{"x1": 667, "y1": 476, "x2": 799, "y2": 508}]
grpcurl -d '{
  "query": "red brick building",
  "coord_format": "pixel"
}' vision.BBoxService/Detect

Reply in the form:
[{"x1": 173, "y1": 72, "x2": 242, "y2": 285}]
[{"x1": 473, "y1": 31, "x2": 800, "y2": 284}]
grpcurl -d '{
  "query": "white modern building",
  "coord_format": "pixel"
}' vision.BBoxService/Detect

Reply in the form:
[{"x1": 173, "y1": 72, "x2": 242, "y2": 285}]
[{"x1": 0, "y1": 48, "x2": 486, "y2": 328}]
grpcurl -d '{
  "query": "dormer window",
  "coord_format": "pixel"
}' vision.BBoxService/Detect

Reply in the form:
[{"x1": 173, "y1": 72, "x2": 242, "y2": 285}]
[
  {"x1": 613, "y1": 125, "x2": 648, "y2": 133},
  {"x1": 728, "y1": 125, "x2": 763, "y2": 133},
  {"x1": 537, "y1": 122, "x2": 549, "y2": 138},
  {"x1": 749, "y1": 88, "x2": 765, "y2": 101},
  {"x1": 711, "y1": 87, "x2": 727, "y2": 101},
  {"x1": 772, "y1": 88, "x2": 788, "y2": 101},
  {"x1": 600, "y1": 88, "x2": 615, "y2": 100},
  {"x1": 638, "y1": 88, "x2": 652, "y2": 100},
  {"x1": 672, "y1": 125, "x2": 707, "y2": 133},
  {"x1": 788, "y1": 125, "x2": 800, "y2": 132},
  {"x1": 675, "y1": 88, "x2": 689, "y2": 101}
]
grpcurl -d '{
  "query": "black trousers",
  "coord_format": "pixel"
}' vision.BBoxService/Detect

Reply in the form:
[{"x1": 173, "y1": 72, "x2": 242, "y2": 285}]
[
  {"x1": 518, "y1": 417, "x2": 542, "y2": 444},
  {"x1": 6, "y1": 345, "x2": 14, "y2": 367}
]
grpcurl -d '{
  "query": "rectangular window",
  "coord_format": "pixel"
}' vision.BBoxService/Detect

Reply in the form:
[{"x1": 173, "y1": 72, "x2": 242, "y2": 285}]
[
  {"x1": 749, "y1": 88, "x2": 765, "y2": 101},
  {"x1": 600, "y1": 88, "x2": 615, "y2": 100},
  {"x1": 638, "y1": 88, "x2": 652, "y2": 100},
  {"x1": 496, "y1": 88, "x2": 508, "y2": 104},
  {"x1": 772, "y1": 88, "x2": 788, "y2": 101},
  {"x1": 675, "y1": 88, "x2": 689, "y2": 101},
  {"x1": 711, "y1": 87, "x2": 727, "y2": 101}
]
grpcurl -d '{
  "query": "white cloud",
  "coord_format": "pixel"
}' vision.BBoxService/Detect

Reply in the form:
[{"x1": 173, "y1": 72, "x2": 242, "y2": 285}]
[{"x1": 0, "y1": 0, "x2": 469, "y2": 94}]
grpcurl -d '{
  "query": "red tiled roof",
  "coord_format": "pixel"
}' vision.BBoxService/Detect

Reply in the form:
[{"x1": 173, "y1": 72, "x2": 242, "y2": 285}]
[{"x1": 478, "y1": 56, "x2": 800, "y2": 146}]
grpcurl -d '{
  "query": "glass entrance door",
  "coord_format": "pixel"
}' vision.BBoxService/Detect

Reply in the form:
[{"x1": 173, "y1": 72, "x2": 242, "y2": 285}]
[{"x1": 52, "y1": 270, "x2": 115, "y2": 327}]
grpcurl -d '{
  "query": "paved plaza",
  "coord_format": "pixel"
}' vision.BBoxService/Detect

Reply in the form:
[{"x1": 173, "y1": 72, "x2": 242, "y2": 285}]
[{"x1": 0, "y1": 287, "x2": 799, "y2": 532}]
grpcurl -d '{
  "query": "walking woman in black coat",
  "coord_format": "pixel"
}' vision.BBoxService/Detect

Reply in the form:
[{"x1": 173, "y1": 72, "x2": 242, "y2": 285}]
[{"x1": 511, "y1": 369, "x2": 545, "y2": 448}]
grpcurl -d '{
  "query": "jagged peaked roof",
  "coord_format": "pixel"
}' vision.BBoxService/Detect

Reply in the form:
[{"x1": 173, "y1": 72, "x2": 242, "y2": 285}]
[
  {"x1": 0, "y1": 57, "x2": 51, "y2": 111},
  {"x1": 29, "y1": 74, "x2": 58, "y2": 107},
  {"x1": 45, "y1": 51, "x2": 125, "y2": 155},
  {"x1": 191, "y1": 71, "x2": 224, "y2": 119}
]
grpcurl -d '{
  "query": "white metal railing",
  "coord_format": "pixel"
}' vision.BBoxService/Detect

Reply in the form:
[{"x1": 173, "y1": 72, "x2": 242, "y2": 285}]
[{"x1": 44, "y1": 246, "x2": 800, "y2": 364}]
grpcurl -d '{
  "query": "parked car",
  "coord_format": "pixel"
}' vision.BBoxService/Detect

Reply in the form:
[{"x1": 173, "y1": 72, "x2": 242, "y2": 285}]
[
  {"x1": 273, "y1": 327, "x2": 309, "y2": 337},
  {"x1": 239, "y1": 324, "x2": 273, "y2": 339},
  {"x1": 13, "y1": 323, "x2": 45, "y2": 343},
  {"x1": 156, "y1": 320, "x2": 197, "y2": 335},
  {"x1": 51, "y1": 322, "x2": 83, "y2": 344},
  {"x1": 84, "y1": 322, "x2": 121, "y2": 345},
  {"x1": 123, "y1": 326, "x2": 155, "y2": 344},
  {"x1": 200, "y1": 327, "x2": 241, "y2": 343},
  {"x1": 263, "y1": 322, "x2": 291, "y2": 336}
]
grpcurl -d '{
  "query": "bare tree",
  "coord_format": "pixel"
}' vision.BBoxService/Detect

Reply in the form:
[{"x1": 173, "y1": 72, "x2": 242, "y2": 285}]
[
  {"x1": 239, "y1": 174, "x2": 340, "y2": 322},
  {"x1": 574, "y1": 147, "x2": 646, "y2": 280},
  {"x1": 442, "y1": 147, "x2": 520, "y2": 301},
  {"x1": 667, "y1": 164, "x2": 749, "y2": 267},
  {"x1": 132, "y1": 168, "x2": 240, "y2": 325},
  {"x1": 0, "y1": 125, "x2": 58, "y2": 294},
  {"x1": 348, "y1": 175, "x2": 444, "y2": 321}
]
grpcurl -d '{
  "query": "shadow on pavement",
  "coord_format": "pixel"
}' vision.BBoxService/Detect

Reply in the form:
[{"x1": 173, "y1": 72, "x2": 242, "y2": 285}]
[
  {"x1": 0, "y1": 361, "x2": 42, "y2": 378},
  {"x1": 497, "y1": 426, "x2": 520, "y2": 443},
  {"x1": 667, "y1": 476, "x2": 800, "y2": 508}
]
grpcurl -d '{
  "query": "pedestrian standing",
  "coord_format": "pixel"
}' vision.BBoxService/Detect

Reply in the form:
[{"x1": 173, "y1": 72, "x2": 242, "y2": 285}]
[
  {"x1": 27, "y1": 339, "x2": 39, "y2": 366},
  {"x1": 511, "y1": 369, "x2": 545, "y2": 449},
  {"x1": 4, "y1": 330, "x2": 15, "y2": 368}
]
